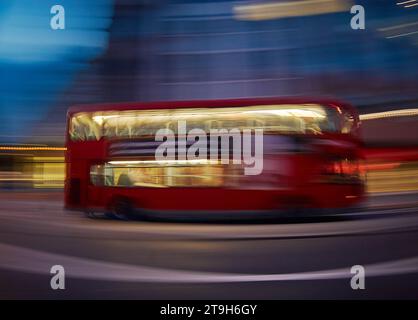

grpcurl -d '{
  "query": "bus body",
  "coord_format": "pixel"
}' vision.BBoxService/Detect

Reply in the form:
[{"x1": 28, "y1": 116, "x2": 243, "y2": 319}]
[{"x1": 65, "y1": 98, "x2": 365, "y2": 216}]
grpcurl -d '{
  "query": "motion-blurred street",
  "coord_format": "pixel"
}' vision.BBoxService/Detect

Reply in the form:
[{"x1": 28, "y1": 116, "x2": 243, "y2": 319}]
[{"x1": 1, "y1": 191, "x2": 418, "y2": 299}]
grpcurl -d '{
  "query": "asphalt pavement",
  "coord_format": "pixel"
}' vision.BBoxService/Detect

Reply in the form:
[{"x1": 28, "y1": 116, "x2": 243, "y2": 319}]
[{"x1": 1, "y1": 191, "x2": 418, "y2": 299}]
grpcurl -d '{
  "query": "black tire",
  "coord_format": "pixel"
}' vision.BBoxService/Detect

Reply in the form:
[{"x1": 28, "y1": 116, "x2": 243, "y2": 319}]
[{"x1": 109, "y1": 198, "x2": 143, "y2": 220}]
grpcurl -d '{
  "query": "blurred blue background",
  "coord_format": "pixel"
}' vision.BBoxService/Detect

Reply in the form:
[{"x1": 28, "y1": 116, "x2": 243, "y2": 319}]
[{"x1": 0, "y1": 0, "x2": 113, "y2": 142}]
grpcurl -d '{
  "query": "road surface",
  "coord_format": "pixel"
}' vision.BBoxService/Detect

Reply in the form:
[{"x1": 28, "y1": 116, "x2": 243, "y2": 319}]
[{"x1": 1, "y1": 191, "x2": 418, "y2": 299}]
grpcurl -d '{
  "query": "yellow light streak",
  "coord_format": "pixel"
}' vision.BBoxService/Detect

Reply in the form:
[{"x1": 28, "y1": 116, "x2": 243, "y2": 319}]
[
  {"x1": 0, "y1": 146, "x2": 66, "y2": 151},
  {"x1": 360, "y1": 108, "x2": 418, "y2": 121},
  {"x1": 234, "y1": 0, "x2": 351, "y2": 21}
]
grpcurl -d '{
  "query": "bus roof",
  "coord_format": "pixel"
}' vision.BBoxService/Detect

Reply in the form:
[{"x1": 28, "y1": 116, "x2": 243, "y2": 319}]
[{"x1": 67, "y1": 97, "x2": 357, "y2": 116}]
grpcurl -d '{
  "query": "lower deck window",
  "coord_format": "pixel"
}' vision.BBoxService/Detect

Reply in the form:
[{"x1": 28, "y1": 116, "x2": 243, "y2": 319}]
[{"x1": 90, "y1": 163, "x2": 230, "y2": 188}]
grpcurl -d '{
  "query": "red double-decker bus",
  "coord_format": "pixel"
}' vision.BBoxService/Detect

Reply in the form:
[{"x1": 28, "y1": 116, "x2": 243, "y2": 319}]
[{"x1": 65, "y1": 98, "x2": 365, "y2": 219}]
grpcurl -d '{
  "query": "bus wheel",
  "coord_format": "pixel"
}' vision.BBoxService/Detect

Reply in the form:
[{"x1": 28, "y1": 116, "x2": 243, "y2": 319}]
[{"x1": 109, "y1": 198, "x2": 134, "y2": 220}]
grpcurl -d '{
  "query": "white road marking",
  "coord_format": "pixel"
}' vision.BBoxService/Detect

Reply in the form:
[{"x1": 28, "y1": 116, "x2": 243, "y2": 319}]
[{"x1": 0, "y1": 242, "x2": 418, "y2": 283}]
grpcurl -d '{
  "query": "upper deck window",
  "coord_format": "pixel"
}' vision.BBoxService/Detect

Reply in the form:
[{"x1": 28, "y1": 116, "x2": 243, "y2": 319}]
[{"x1": 69, "y1": 104, "x2": 349, "y2": 141}]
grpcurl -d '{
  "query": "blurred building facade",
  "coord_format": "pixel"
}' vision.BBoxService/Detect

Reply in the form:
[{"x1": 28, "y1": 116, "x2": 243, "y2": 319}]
[
  {"x1": 1, "y1": 0, "x2": 417, "y2": 144},
  {"x1": 64, "y1": 0, "x2": 418, "y2": 102},
  {"x1": 22, "y1": 0, "x2": 418, "y2": 145}
]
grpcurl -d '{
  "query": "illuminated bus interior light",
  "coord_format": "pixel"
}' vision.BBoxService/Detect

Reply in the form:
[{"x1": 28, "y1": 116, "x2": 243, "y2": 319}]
[
  {"x1": 243, "y1": 108, "x2": 326, "y2": 118},
  {"x1": 108, "y1": 159, "x2": 219, "y2": 166},
  {"x1": 70, "y1": 104, "x2": 345, "y2": 141}
]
